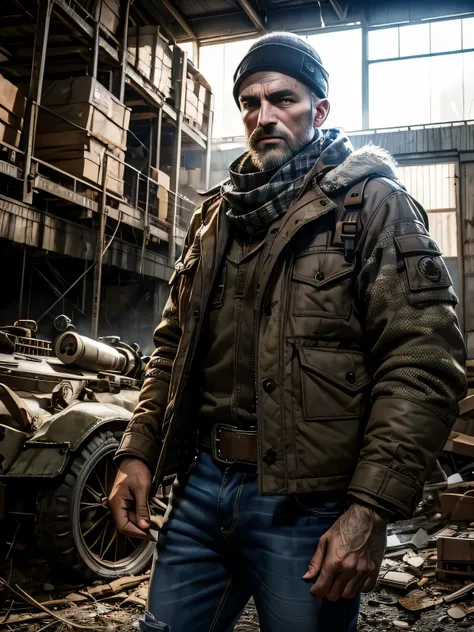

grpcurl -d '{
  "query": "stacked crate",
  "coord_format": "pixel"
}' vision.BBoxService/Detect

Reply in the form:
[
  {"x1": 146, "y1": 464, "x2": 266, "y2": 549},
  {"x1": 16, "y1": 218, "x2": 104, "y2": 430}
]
[
  {"x1": 184, "y1": 63, "x2": 213, "y2": 136},
  {"x1": 127, "y1": 27, "x2": 173, "y2": 100},
  {"x1": 36, "y1": 77, "x2": 130, "y2": 196},
  {"x1": 82, "y1": 0, "x2": 121, "y2": 37},
  {"x1": 99, "y1": 0, "x2": 121, "y2": 37},
  {"x1": 0, "y1": 73, "x2": 26, "y2": 148},
  {"x1": 150, "y1": 167, "x2": 170, "y2": 222}
]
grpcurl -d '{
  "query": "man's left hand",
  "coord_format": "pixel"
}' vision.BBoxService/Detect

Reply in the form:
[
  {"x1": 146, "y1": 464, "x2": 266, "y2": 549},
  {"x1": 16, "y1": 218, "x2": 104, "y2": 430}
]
[{"x1": 303, "y1": 503, "x2": 388, "y2": 601}]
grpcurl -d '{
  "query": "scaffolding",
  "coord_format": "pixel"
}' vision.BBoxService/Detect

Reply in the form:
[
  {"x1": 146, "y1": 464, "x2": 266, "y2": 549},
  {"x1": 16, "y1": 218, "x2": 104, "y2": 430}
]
[{"x1": 0, "y1": 0, "x2": 213, "y2": 341}]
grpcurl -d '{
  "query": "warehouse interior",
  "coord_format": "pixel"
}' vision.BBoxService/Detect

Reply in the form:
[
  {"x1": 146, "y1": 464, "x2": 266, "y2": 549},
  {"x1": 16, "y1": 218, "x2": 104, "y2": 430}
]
[
  {"x1": 0, "y1": 0, "x2": 474, "y2": 354},
  {"x1": 2, "y1": 2, "x2": 474, "y2": 629}
]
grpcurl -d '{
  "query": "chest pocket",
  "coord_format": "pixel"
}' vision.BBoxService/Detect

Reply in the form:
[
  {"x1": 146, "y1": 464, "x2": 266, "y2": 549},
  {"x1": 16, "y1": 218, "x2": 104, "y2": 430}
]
[{"x1": 292, "y1": 249, "x2": 355, "y2": 319}]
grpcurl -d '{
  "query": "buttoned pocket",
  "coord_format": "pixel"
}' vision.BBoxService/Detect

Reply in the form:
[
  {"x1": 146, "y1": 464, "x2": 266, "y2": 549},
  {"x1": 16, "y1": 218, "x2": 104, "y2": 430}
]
[
  {"x1": 292, "y1": 250, "x2": 354, "y2": 319},
  {"x1": 297, "y1": 347, "x2": 371, "y2": 422}
]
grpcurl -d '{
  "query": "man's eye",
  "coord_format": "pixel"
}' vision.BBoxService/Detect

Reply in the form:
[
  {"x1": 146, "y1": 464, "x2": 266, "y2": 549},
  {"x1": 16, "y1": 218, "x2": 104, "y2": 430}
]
[{"x1": 280, "y1": 98, "x2": 293, "y2": 104}]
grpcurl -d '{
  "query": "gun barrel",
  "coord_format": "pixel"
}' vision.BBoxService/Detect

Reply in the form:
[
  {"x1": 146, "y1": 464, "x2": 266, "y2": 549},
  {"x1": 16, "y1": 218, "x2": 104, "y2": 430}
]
[{"x1": 55, "y1": 332, "x2": 127, "y2": 373}]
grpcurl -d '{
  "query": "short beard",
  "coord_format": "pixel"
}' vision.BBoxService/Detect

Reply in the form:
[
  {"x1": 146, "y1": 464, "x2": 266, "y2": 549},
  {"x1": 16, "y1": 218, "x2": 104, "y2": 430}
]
[{"x1": 247, "y1": 121, "x2": 316, "y2": 171}]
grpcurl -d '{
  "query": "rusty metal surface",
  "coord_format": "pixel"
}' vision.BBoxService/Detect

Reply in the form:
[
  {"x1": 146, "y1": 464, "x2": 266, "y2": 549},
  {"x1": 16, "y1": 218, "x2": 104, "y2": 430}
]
[
  {"x1": 0, "y1": 424, "x2": 29, "y2": 473},
  {"x1": 31, "y1": 401, "x2": 131, "y2": 449},
  {"x1": 3, "y1": 444, "x2": 69, "y2": 478}
]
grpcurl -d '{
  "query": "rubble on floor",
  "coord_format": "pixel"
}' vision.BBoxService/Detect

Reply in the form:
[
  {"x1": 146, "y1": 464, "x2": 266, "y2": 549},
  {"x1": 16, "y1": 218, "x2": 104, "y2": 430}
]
[{"x1": 4, "y1": 444, "x2": 474, "y2": 631}]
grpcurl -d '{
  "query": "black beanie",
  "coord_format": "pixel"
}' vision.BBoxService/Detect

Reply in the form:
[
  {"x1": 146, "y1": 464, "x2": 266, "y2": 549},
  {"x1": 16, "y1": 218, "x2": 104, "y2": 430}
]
[{"x1": 233, "y1": 32, "x2": 329, "y2": 106}]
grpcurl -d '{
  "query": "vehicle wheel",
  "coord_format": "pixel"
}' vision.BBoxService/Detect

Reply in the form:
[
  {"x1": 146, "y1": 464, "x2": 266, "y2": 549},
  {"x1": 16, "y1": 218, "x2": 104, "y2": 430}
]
[{"x1": 36, "y1": 430, "x2": 164, "y2": 581}]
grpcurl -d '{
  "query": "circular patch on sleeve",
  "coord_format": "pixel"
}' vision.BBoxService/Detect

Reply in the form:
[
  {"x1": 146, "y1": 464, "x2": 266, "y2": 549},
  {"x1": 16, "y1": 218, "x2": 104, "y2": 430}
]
[{"x1": 417, "y1": 256, "x2": 442, "y2": 282}]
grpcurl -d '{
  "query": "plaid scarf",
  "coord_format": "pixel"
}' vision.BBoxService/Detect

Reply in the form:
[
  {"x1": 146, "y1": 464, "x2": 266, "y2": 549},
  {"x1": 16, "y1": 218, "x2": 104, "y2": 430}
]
[{"x1": 222, "y1": 129, "x2": 338, "y2": 234}]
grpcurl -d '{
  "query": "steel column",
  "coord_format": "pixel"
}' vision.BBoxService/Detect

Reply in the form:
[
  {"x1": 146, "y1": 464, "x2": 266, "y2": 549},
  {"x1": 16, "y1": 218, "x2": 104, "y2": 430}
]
[
  {"x1": 169, "y1": 49, "x2": 186, "y2": 263},
  {"x1": 361, "y1": 25, "x2": 370, "y2": 130},
  {"x1": 155, "y1": 106, "x2": 163, "y2": 170},
  {"x1": 92, "y1": 0, "x2": 100, "y2": 78},
  {"x1": 119, "y1": 0, "x2": 131, "y2": 102},
  {"x1": 18, "y1": 248, "x2": 27, "y2": 319},
  {"x1": 204, "y1": 107, "x2": 214, "y2": 190},
  {"x1": 91, "y1": 153, "x2": 108, "y2": 339},
  {"x1": 22, "y1": 0, "x2": 54, "y2": 204}
]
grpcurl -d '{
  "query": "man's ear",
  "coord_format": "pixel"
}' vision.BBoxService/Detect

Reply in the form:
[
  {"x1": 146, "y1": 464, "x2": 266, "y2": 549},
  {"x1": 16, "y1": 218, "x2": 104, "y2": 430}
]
[{"x1": 314, "y1": 98, "x2": 330, "y2": 128}]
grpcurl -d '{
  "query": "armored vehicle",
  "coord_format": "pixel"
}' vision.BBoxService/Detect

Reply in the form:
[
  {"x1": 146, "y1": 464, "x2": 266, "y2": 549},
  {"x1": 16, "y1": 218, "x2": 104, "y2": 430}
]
[{"x1": 0, "y1": 317, "x2": 169, "y2": 581}]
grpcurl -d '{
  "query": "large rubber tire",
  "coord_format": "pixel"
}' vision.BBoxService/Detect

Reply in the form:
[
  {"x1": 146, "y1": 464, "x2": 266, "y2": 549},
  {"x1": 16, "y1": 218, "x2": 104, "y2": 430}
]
[{"x1": 36, "y1": 430, "x2": 155, "y2": 581}]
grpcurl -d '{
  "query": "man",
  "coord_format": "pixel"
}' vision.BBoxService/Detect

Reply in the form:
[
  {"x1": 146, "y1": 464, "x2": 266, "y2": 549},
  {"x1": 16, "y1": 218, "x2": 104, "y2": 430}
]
[{"x1": 110, "y1": 32, "x2": 467, "y2": 632}]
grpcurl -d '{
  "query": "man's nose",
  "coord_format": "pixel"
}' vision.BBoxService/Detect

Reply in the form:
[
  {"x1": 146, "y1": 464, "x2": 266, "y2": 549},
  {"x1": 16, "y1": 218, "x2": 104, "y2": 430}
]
[{"x1": 257, "y1": 101, "x2": 278, "y2": 128}]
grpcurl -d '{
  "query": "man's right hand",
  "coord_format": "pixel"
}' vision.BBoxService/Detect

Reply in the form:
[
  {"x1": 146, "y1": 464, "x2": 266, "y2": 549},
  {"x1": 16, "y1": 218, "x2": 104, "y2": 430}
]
[{"x1": 109, "y1": 458, "x2": 156, "y2": 541}]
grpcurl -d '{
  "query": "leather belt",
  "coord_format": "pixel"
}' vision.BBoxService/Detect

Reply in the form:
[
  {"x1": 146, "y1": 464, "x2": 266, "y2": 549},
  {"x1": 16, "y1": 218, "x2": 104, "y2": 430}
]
[{"x1": 198, "y1": 423, "x2": 258, "y2": 465}]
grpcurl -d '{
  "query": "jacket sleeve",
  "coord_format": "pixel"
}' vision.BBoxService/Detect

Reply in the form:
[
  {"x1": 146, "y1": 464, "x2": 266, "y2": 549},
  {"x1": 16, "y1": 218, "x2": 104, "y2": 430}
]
[
  {"x1": 114, "y1": 209, "x2": 202, "y2": 470},
  {"x1": 348, "y1": 182, "x2": 467, "y2": 519}
]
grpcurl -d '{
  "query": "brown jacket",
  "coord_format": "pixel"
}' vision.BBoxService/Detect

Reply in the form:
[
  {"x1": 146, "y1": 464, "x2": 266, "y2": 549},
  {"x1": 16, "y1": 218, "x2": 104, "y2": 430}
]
[{"x1": 116, "y1": 141, "x2": 467, "y2": 520}]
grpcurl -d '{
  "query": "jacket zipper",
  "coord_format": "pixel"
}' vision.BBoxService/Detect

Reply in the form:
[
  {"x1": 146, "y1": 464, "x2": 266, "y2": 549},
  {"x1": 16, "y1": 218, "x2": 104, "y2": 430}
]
[{"x1": 254, "y1": 206, "x2": 334, "y2": 495}]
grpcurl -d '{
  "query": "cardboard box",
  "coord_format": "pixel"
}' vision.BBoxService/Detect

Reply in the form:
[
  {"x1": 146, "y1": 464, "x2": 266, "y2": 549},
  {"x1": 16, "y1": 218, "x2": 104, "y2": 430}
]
[
  {"x1": 440, "y1": 490, "x2": 474, "y2": 521},
  {"x1": 438, "y1": 536, "x2": 474, "y2": 562},
  {"x1": 150, "y1": 167, "x2": 170, "y2": 189},
  {"x1": 0, "y1": 104, "x2": 22, "y2": 130},
  {"x1": 444, "y1": 432, "x2": 474, "y2": 458},
  {"x1": 35, "y1": 129, "x2": 91, "y2": 150},
  {"x1": 157, "y1": 185, "x2": 169, "y2": 221},
  {"x1": 0, "y1": 121, "x2": 21, "y2": 147},
  {"x1": 0, "y1": 74, "x2": 26, "y2": 119},
  {"x1": 36, "y1": 133, "x2": 124, "y2": 195},
  {"x1": 42, "y1": 77, "x2": 130, "y2": 131},
  {"x1": 58, "y1": 157, "x2": 123, "y2": 195},
  {"x1": 99, "y1": 0, "x2": 120, "y2": 36},
  {"x1": 127, "y1": 26, "x2": 173, "y2": 98},
  {"x1": 37, "y1": 103, "x2": 127, "y2": 151}
]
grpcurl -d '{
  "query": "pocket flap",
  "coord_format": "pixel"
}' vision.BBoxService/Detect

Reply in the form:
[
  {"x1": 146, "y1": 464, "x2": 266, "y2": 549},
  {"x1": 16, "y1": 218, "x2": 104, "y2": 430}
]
[
  {"x1": 394, "y1": 234, "x2": 442, "y2": 257},
  {"x1": 293, "y1": 251, "x2": 355, "y2": 289},
  {"x1": 297, "y1": 347, "x2": 371, "y2": 393}
]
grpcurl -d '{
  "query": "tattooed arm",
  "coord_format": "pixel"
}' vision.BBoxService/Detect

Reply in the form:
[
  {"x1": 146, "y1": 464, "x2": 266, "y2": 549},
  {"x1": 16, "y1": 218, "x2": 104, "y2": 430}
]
[{"x1": 303, "y1": 503, "x2": 388, "y2": 601}]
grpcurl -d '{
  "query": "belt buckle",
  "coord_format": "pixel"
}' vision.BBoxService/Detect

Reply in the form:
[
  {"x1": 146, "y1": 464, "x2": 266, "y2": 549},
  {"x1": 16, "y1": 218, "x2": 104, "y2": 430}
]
[{"x1": 210, "y1": 423, "x2": 257, "y2": 465}]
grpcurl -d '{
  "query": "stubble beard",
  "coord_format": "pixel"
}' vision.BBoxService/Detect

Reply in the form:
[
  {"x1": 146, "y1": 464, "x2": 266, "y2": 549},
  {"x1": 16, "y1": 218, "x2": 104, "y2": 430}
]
[{"x1": 247, "y1": 120, "x2": 316, "y2": 171}]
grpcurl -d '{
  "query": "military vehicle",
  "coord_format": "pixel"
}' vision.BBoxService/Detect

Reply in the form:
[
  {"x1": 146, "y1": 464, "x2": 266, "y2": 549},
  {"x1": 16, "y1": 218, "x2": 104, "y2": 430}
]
[{"x1": 0, "y1": 317, "x2": 170, "y2": 581}]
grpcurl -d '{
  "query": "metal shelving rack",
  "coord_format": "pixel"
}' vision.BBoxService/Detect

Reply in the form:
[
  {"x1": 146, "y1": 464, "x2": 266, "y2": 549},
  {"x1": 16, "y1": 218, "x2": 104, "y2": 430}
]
[{"x1": 0, "y1": 0, "x2": 213, "y2": 337}]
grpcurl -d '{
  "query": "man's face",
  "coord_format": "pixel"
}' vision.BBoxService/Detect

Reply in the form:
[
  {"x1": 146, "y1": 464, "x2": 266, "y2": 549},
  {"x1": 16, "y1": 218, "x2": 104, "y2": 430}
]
[{"x1": 238, "y1": 71, "x2": 326, "y2": 171}]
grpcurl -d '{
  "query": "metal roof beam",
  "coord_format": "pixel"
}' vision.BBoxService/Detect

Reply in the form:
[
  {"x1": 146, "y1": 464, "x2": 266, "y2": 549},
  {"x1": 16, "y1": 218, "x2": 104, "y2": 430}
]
[
  {"x1": 328, "y1": 0, "x2": 349, "y2": 21},
  {"x1": 160, "y1": 0, "x2": 197, "y2": 39},
  {"x1": 236, "y1": 0, "x2": 265, "y2": 33}
]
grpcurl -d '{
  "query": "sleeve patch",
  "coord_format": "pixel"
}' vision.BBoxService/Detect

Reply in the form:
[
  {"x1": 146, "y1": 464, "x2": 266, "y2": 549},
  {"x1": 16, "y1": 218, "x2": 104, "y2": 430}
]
[{"x1": 405, "y1": 254, "x2": 452, "y2": 292}]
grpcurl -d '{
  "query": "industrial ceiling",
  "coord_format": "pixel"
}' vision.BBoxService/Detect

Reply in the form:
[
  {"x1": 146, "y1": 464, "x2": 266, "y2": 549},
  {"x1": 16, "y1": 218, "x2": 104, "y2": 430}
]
[{"x1": 133, "y1": 0, "x2": 474, "y2": 44}]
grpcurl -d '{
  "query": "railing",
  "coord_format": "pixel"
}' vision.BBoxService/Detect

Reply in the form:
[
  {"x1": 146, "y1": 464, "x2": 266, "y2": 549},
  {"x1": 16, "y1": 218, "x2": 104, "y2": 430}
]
[
  {"x1": 0, "y1": 104, "x2": 196, "y2": 242},
  {"x1": 213, "y1": 119, "x2": 474, "y2": 146}
]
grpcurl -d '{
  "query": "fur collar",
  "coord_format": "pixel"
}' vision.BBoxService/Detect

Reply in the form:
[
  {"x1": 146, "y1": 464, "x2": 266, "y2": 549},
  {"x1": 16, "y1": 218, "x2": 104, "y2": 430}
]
[{"x1": 320, "y1": 144, "x2": 398, "y2": 193}]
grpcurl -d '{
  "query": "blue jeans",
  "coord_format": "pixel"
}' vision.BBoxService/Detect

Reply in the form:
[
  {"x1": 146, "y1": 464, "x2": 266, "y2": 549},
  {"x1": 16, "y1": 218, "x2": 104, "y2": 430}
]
[{"x1": 141, "y1": 451, "x2": 359, "y2": 632}]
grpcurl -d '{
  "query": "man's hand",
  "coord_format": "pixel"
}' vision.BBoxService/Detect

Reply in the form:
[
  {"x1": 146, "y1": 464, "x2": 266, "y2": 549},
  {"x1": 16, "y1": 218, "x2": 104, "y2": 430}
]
[
  {"x1": 303, "y1": 503, "x2": 387, "y2": 601},
  {"x1": 109, "y1": 458, "x2": 156, "y2": 541}
]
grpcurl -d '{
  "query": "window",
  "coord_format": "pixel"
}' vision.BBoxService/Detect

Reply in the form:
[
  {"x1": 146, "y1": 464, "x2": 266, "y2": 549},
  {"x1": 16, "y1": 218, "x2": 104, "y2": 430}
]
[
  {"x1": 368, "y1": 15, "x2": 474, "y2": 128},
  {"x1": 369, "y1": 57, "x2": 430, "y2": 128},
  {"x1": 199, "y1": 39, "x2": 256, "y2": 139},
  {"x1": 464, "y1": 52, "x2": 474, "y2": 119},
  {"x1": 400, "y1": 24, "x2": 430, "y2": 57},
  {"x1": 368, "y1": 27, "x2": 398, "y2": 60},
  {"x1": 430, "y1": 19, "x2": 462, "y2": 53},
  {"x1": 397, "y1": 163, "x2": 457, "y2": 256},
  {"x1": 463, "y1": 17, "x2": 474, "y2": 48},
  {"x1": 306, "y1": 29, "x2": 362, "y2": 132},
  {"x1": 178, "y1": 42, "x2": 195, "y2": 64}
]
